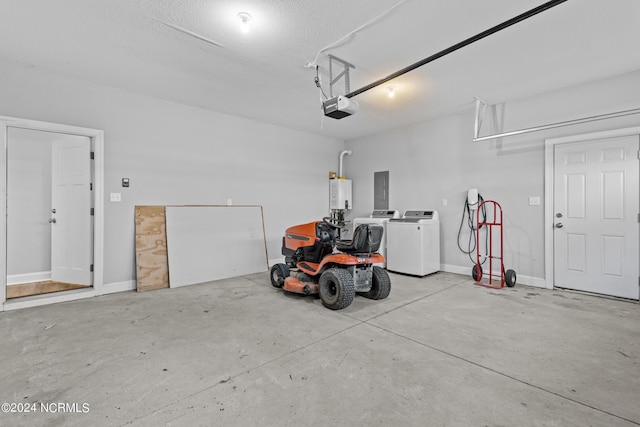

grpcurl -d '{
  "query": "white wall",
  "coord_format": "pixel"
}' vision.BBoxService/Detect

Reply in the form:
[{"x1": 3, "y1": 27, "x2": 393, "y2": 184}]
[
  {"x1": 0, "y1": 61, "x2": 345, "y2": 286},
  {"x1": 6, "y1": 127, "x2": 52, "y2": 276},
  {"x1": 2, "y1": 58, "x2": 637, "y2": 289},
  {"x1": 344, "y1": 70, "x2": 640, "y2": 285}
]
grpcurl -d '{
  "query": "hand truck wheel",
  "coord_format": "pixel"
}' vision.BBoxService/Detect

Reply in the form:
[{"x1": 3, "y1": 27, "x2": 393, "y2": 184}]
[
  {"x1": 505, "y1": 269, "x2": 516, "y2": 287},
  {"x1": 472, "y1": 264, "x2": 482, "y2": 281}
]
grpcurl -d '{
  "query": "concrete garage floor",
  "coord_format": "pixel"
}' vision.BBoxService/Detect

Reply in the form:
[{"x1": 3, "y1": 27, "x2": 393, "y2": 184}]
[{"x1": 0, "y1": 272, "x2": 638, "y2": 426}]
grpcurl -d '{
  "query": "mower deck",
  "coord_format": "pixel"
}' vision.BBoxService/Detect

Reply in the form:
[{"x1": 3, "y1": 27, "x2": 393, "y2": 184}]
[{"x1": 283, "y1": 276, "x2": 319, "y2": 295}]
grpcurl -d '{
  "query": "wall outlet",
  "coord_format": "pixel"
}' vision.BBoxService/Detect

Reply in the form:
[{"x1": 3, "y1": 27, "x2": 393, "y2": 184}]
[
  {"x1": 227, "y1": 198, "x2": 232, "y2": 206},
  {"x1": 529, "y1": 196, "x2": 541, "y2": 206},
  {"x1": 442, "y1": 198, "x2": 448, "y2": 207},
  {"x1": 110, "y1": 193, "x2": 121, "y2": 202}
]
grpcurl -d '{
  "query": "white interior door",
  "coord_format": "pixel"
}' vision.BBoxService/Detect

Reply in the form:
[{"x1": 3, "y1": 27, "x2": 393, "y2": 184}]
[
  {"x1": 553, "y1": 135, "x2": 639, "y2": 299},
  {"x1": 51, "y1": 137, "x2": 93, "y2": 285}
]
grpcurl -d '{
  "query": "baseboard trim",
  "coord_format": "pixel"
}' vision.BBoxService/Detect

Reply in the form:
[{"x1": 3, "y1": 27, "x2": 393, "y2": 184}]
[
  {"x1": 102, "y1": 280, "x2": 136, "y2": 294},
  {"x1": 441, "y1": 264, "x2": 471, "y2": 276},
  {"x1": 7, "y1": 271, "x2": 51, "y2": 285},
  {"x1": 441, "y1": 264, "x2": 549, "y2": 289}
]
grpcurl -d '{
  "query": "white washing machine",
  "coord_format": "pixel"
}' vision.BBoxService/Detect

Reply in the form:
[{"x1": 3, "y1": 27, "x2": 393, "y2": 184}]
[
  {"x1": 386, "y1": 210, "x2": 440, "y2": 276},
  {"x1": 352, "y1": 210, "x2": 400, "y2": 267}
]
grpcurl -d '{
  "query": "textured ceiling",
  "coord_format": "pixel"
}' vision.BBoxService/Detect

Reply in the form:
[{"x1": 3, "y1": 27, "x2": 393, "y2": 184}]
[{"x1": 1, "y1": 0, "x2": 639, "y2": 140}]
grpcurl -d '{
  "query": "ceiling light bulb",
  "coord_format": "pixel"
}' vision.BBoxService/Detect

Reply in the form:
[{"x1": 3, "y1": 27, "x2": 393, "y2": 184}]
[
  {"x1": 238, "y1": 12, "x2": 251, "y2": 34},
  {"x1": 388, "y1": 86, "x2": 395, "y2": 98}
]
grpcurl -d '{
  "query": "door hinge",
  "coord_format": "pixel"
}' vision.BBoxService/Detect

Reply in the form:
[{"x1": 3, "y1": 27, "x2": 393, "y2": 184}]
[
  {"x1": 90, "y1": 208, "x2": 94, "y2": 216},
  {"x1": 90, "y1": 151, "x2": 95, "y2": 160},
  {"x1": 90, "y1": 183, "x2": 93, "y2": 191},
  {"x1": 90, "y1": 264, "x2": 94, "y2": 272}
]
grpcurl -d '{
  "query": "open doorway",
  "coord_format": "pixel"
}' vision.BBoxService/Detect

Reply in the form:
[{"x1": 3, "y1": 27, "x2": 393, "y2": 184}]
[
  {"x1": 1, "y1": 117, "x2": 104, "y2": 311},
  {"x1": 6, "y1": 128, "x2": 93, "y2": 299}
]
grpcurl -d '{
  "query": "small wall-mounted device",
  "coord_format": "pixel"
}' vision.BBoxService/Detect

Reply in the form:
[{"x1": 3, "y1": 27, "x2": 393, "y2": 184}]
[
  {"x1": 323, "y1": 95, "x2": 359, "y2": 119},
  {"x1": 122, "y1": 178, "x2": 130, "y2": 188}
]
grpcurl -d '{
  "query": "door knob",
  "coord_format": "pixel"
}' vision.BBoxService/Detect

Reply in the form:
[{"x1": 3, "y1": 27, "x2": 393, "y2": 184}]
[
  {"x1": 554, "y1": 222, "x2": 563, "y2": 228},
  {"x1": 49, "y1": 218, "x2": 57, "y2": 224}
]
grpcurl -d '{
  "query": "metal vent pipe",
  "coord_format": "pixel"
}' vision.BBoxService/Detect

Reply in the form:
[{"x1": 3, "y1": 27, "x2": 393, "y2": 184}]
[{"x1": 339, "y1": 149, "x2": 352, "y2": 178}]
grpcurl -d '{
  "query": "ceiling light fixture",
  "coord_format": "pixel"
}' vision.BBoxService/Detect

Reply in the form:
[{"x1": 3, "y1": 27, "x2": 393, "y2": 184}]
[
  {"x1": 238, "y1": 12, "x2": 252, "y2": 34},
  {"x1": 387, "y1": 86, "x2": 395, "y2": 98}
]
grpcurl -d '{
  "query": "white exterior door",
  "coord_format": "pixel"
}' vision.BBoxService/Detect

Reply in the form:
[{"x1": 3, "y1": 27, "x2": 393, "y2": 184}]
[
  {"x1": 553, "y1": 135, "x2": 639, "y2": 299},
  {"x1": 51, "y1": 137, "x2": 93, "y2": 285}
]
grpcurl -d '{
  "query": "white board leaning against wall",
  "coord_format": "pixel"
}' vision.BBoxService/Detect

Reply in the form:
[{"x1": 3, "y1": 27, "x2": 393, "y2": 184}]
[{"x1": 165, "y1": 205, "x2": 268, "y2": 288}]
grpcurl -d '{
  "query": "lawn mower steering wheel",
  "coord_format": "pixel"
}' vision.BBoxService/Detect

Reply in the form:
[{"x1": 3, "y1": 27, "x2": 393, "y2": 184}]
[{"x1": 322, "y1": 217, "x2": 340, "y2": 229}]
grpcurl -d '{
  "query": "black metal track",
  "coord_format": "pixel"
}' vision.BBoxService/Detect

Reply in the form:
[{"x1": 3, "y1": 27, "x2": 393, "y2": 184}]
[{"x1": 345, "y1": 0, "x2": 569, "y2": 99}]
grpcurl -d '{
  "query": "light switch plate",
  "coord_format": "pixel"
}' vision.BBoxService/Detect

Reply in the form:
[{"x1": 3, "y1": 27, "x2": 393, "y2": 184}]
[
  {"x1": 110, "y1": 193, "x2": 121, "y2": 202},
  {"x1": 529, "y1": 196, "x2": 540, "y2": 206}
]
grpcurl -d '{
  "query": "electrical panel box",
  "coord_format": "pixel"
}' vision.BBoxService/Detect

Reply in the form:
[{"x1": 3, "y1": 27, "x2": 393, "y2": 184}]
[
  {"x1": 329, "y1": 179, "x2": 352, "y2": 210},
  {"x1": 374, "y1": 171, "x2": 389, "y2": 210}
]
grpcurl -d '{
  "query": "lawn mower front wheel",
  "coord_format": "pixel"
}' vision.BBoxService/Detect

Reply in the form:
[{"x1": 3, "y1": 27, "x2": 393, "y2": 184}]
[
  {"x1": 270, "y1": 263, "x2": 289, "y2": 288},
  {"x1": 319, "y1": 268, "x2": 355, "y2": 310}
]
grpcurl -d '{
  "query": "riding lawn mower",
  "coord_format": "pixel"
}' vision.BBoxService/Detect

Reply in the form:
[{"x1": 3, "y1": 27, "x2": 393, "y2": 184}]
[{"x1": 270, "y1": 217, "x2": 391, "y2": 310}]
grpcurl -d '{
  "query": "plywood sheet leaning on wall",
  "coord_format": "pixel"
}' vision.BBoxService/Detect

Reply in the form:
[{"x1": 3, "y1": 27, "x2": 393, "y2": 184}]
[
  {"x1": 165, "y1": 205, "x2": 268, "y2": 288},
  {"x1": 135, "y1": 206, "x2": 169, "y2": 292}
]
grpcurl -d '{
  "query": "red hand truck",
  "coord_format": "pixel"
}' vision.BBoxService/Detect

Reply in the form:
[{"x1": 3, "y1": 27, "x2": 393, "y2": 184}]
[{"x1": 472, "y1": 200, "x2": 516, "y2": 288}]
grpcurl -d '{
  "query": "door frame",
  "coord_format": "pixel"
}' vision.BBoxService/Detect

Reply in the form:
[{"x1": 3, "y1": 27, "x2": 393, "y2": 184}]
[
  {"x1": 0, "y1": 116, "x2": 104, "y2": 311},
  {"x1": 544, "y1": 126, "x2": 640, "y2": 291}
]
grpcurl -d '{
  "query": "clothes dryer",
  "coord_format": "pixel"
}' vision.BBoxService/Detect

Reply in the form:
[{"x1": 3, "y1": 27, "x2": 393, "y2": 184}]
[{"x1": 386, "y1": 210, "x2": 440, "y2": 276}]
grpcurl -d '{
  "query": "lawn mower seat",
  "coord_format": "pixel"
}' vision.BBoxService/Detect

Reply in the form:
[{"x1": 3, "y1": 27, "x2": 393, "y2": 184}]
[{"x1": 336, "y1": 224, "x2": 383, "y2": 254}]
